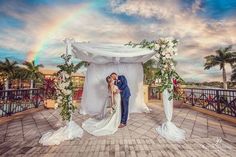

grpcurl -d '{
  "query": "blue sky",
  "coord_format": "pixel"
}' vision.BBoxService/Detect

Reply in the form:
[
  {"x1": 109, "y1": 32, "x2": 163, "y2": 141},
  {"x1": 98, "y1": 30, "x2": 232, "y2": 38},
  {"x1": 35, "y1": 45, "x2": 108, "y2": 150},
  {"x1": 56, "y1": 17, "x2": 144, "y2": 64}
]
[{"x1": 0, "y1": 0, "x2": 236, "y2": 82}]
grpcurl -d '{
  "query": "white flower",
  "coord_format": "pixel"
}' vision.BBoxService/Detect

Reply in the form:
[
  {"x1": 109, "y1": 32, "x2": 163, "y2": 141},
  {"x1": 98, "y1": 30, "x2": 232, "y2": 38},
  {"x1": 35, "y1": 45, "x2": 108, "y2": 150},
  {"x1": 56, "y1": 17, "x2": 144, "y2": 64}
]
[
  {"x1": 161, "y1": 50, "x2": 168, "y2": 56},
  {"x1": 64, "y1": 73, "x2": 70, "y2": 79},
  {"x1": 58, "y1": 96, "x2": 63, "y2": 100},
  {"x1": 56, "y1": 98, "x2": 62, "y2": 104},
  {"x1": 54, "y1": 103, "x2": 58, "y2": 109},
  {"x1": 165, "y1": 53, "x2": 172, "y2": 59},
  {"x1": 168, "y1": 42, "x2": 174, "y2": 48},
  {"x1": 60, "y1": 71, "x2": 70, "y2": 80},
  {"x1": 58, "y1": 82, "x2": 70, "y2": 90},
  {"x1": 169, "y1": 51, "x2": 174, "y2": 56},
  {"x1": 171, "y1": 64, "x2": 175, "y2": 70},
  {"x1": 164, "y1": 64, "x2": 169, "y2": 69},
  {"x1": 154, "y1": 44, "x2": 160, "y2": 50},
  {"x1": 161, "y1": 44, "x2": 166, "y2": 49},
  {"x1": 155, "y1": 53, "x2": 160, "y2": 58},
  {"x1": 172, "y1": 47, "x2": 177, "y2": 53},
  {"x1": 63, "y1": 89, "x2": 72, "y2": 95}
]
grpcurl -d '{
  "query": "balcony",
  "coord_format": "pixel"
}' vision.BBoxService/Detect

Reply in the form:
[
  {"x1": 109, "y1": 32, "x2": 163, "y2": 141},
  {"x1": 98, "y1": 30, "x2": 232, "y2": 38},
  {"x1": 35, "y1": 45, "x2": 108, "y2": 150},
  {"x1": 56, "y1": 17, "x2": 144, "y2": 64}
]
[{"x1": 0, "y1": 88, "x2": 235, "y2": 156}]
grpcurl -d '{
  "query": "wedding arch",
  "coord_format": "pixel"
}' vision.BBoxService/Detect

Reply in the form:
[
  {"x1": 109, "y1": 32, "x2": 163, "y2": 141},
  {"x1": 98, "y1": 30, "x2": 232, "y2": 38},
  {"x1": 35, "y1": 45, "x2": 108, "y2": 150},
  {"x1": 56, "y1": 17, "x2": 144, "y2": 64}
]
[
  {"x1": 71, "y1": 41, "x2": 156, "y2": 115},
  {"x1": 68, "y1": 38, "x2": 185, "y2": 142}
]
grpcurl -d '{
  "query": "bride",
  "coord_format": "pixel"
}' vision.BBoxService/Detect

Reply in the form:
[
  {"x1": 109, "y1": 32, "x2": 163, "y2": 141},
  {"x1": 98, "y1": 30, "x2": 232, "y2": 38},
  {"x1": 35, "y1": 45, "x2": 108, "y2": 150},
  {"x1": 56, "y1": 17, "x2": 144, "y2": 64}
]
[{"x1": 82, "y1": 76, "x2": 121, "y2": 136}]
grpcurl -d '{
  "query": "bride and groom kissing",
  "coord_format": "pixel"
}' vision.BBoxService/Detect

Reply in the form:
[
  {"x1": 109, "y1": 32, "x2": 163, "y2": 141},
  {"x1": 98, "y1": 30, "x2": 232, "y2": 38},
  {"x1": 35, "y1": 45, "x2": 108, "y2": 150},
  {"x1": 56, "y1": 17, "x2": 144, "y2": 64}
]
[{"x1": 82, "y1": 72, "x2": 131, "y2": 136}]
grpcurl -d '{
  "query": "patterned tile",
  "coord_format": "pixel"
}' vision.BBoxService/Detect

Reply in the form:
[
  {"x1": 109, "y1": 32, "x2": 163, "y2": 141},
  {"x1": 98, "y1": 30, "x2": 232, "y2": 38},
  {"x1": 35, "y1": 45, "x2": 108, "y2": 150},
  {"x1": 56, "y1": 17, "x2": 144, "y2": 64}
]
[{"x1": 0, "y1": 102, "x2": 235, "y2": 156}]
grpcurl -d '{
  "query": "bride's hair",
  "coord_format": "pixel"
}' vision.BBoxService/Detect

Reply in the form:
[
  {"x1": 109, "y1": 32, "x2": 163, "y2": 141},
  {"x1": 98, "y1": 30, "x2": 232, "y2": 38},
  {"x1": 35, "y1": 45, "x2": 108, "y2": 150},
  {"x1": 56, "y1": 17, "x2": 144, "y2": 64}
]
[{"x1": 106, "y1": 76, "x2": 112, "y2": 90}]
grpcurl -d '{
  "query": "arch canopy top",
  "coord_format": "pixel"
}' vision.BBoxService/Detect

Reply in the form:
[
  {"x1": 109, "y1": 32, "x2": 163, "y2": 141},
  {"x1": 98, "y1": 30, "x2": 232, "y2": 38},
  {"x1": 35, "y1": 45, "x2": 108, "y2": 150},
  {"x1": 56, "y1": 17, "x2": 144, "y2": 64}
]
[{"x1": 71, "y1": 42, "x2": 156, "y2": 64}]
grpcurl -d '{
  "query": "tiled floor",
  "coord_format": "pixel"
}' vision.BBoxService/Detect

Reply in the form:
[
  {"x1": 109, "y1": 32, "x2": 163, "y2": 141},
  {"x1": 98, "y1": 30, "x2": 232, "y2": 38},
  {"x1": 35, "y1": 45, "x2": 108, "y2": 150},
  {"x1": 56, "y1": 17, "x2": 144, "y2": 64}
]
[{"x1": 0, "y1": 102, "x2": 235, "y2": 156}]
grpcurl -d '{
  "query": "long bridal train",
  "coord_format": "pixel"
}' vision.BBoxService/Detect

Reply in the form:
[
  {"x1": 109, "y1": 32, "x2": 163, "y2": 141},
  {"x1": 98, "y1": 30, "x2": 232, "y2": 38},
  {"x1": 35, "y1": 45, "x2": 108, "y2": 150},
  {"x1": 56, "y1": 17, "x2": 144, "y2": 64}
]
[
  {"x1": 39, "y1": 120, "x2": 83, "y2": 146},
  {"x1": 82, "y1": 86, "x2": 121, "y2": 136}
]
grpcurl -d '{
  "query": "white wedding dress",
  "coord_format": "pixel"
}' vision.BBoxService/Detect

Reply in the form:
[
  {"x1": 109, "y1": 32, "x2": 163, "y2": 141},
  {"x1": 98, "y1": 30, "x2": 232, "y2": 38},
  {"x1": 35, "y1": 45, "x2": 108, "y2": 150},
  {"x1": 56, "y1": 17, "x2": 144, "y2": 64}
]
[{"x1": 82, "y1": 85, "x2": 121, "y2": 136}]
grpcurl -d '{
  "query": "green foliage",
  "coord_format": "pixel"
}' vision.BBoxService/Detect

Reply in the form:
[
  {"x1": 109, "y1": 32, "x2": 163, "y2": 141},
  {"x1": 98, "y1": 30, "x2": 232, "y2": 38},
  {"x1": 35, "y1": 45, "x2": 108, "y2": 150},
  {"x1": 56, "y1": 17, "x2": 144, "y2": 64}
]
[
  {"x1": 204, "y1": 45, "x2": 236, "y2": 89},
  {"x1": 23, "y1": 60, "x2": 44, "y2": 82},
  {"x1": 56, "y1": 54, "x2": 81, "y2": 121},
  {"x1": 127, "y1": 38, "x2": 184, "y2": 100},
  {"x1": 143, "y1": 59, "x2": 159, "y2": 85},
  {"x1": 0, "y1": 58, "x2": 19, "y2": 80},
  {"x1": 231, "y1": 64, "x2": 236, "y2": 81},
  {"x1": 204, "y1": 45, "x2": 236, "y2": 70}
]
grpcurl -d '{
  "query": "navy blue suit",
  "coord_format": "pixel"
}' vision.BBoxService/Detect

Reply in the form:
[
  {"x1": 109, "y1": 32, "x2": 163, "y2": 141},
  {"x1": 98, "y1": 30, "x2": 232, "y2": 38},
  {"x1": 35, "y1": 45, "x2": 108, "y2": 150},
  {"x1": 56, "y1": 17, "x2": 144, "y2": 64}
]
[{"x1": 115, "y1": 75, "x2": 131, "y2": 124}]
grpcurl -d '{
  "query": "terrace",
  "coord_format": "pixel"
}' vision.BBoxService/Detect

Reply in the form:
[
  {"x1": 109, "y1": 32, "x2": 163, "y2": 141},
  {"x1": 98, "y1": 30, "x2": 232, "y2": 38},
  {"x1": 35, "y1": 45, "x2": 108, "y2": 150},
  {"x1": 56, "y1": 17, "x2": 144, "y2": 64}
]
[{"x1": 0, "y1": 88, "x2": 236, "y2": 156}]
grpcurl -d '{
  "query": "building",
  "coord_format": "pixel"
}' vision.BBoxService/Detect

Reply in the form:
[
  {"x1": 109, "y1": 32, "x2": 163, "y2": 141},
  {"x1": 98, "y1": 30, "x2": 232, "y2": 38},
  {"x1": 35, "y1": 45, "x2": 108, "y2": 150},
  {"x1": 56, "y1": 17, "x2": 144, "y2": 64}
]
[{"x1": 40, "y1": 69, "x2": 85, "y2": 88}]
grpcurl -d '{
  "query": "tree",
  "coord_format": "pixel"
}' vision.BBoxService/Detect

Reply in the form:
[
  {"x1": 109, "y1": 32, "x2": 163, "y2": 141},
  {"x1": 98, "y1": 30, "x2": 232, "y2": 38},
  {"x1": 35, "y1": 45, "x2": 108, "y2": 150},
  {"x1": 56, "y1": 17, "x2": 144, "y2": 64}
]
[
  {"x1": 13, "y1": 67, "x2": 28, "y2": 89},
  {"x1": 143, "y1": 59, "x2": 158, "y2": 85},
  {"x1": 231, "y1": 64, "x2": 236, "y2": 81},
  {"x1": 0, "y1": 58, "x2": 19, "y2": 89},
  {"x1": 204, "y1": 45, "x2": 236, "y2": 89},
  {"x1": 23, "y1": 60, "x2": 44, "y2": 89}
]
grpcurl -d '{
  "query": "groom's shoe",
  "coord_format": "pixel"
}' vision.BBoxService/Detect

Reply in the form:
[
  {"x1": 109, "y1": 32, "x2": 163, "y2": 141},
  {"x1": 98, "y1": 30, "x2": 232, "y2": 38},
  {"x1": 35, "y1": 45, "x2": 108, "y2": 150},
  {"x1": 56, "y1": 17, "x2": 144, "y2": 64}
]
[{"x1": 118, "y1": 123, "x2": 126, "y2": 128}]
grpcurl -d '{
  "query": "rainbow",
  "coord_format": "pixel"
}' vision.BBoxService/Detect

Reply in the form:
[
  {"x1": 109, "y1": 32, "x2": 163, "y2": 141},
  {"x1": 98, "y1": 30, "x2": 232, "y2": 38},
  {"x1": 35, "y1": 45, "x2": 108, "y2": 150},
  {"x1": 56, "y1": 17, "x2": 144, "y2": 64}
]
[{"x1": 26, "y1": 2, "x2": 93, "y2": 64}]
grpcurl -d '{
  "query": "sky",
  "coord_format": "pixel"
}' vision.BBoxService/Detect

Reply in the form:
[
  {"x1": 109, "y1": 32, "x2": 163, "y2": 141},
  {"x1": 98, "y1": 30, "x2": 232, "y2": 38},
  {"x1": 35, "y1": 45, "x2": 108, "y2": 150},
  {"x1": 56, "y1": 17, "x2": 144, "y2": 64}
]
[{"x1": 0, "y1": 0, "x2": 236, "y2": 82}]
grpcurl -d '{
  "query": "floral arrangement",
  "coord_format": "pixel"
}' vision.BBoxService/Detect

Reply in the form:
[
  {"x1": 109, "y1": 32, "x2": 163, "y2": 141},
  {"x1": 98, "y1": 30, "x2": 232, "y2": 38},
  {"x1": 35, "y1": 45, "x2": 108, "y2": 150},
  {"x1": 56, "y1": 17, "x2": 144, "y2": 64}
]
[
  {"x1": 127, "y1": 37, "x2": 184, "y2": 100},
  {"x1": 56, "y1": 54, "x2": 81, "y2": 121},
  {"x1": 173, "y1": 79, "x2": 185, "y2": 100}
]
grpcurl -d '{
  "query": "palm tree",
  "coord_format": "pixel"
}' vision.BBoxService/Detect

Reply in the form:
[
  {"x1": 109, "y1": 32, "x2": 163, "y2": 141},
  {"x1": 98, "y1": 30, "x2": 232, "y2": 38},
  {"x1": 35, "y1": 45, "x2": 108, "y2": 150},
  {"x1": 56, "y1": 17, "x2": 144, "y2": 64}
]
[
  {"x1": 204, "y1": 45, "x2": 236, "y2": 89},
  {"x1": 14, "y1": 67, "x2": 29, "y2": 89},
  {"x1": 231, "y1": 64, "x2": 236, "y2": 81},
  {"x1": 23, "y1": 60, "x2": 44, "y2": 89},
  {"x1": 0, "y1": 58, "x2": 19, "y2": 89}
]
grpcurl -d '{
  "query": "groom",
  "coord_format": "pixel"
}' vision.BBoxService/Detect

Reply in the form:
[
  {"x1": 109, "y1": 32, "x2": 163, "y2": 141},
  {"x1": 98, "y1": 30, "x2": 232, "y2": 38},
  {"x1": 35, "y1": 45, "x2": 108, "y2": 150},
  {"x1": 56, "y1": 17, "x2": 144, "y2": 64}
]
[{"x1": 110, "y1": 72, "x2": 131, "y2": 128}]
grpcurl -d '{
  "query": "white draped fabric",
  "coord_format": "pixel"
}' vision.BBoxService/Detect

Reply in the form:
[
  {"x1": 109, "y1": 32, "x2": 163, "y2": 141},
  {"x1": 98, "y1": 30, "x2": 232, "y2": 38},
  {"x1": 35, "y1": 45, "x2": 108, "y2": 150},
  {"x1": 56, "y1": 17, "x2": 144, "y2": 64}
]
[
  {"x1": 72, "y1": 42, "x2": 156, "y2": 64},
  {"x1": 72, "y1": 42, "x2": 154, "y2": 115},
  {"x1": 156, "y1": 89, "x2": 185, "y2": 141},
  {"x1": 80, "y1": 63, "x2": 149, "y2": 115},
  {"x1": 39, "y1": 120, "x2": 83, "y2": 146}
]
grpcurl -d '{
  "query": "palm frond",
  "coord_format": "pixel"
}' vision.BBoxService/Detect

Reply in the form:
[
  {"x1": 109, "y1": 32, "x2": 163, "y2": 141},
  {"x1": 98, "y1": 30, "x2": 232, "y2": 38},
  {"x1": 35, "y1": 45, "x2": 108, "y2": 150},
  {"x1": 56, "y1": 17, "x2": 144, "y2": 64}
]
[{"x1": 231, "y1": 64, "x2": 236, "y2": 81}]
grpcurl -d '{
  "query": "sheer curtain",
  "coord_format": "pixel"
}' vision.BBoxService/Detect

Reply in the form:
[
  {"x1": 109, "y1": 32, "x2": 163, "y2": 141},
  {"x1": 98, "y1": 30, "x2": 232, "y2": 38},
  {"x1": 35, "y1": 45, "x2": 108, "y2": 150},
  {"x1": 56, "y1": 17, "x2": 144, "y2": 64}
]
[
  {"x1": 80, "y1": 63, "x2": 150, "y2": 115},
  {"x1": 156, "y1": 89, "x2": 185, "y2": 141}
]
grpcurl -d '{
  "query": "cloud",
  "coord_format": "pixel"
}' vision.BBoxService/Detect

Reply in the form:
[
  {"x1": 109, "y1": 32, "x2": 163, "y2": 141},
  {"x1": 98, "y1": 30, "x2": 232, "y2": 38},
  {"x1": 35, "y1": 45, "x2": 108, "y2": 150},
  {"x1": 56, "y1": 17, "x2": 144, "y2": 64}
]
[
  {"x1": 0, "y1": 0, "x2": 235, "y2": 82},
  {"x1": 109, "y1": 0, "x2": 236, "y2": 82},
  {"x1": 192, "y1": 0, "x2": 203, "y2": 14},
  {"x1": 111, "y1": 0, "x2": 181, "y2": 20}
]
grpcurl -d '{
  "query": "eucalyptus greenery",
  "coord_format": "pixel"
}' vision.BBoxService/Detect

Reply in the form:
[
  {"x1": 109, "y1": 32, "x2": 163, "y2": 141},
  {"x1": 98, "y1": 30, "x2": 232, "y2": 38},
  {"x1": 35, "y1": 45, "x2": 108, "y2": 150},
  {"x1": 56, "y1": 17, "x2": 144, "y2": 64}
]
[
  {"x1": 56, "y1": 54, "x2": 81, "y2": 121},
  {"x1": 127, "y1": 38, "x2": 184, "y2": 100}
]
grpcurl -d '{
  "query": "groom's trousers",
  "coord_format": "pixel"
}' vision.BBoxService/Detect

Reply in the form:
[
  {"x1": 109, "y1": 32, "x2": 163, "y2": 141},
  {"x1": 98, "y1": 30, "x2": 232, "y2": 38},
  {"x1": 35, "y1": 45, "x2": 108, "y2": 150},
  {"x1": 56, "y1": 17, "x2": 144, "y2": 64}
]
[{"x1": 121, "y1": 97, "x2": 129, "y2": 124}]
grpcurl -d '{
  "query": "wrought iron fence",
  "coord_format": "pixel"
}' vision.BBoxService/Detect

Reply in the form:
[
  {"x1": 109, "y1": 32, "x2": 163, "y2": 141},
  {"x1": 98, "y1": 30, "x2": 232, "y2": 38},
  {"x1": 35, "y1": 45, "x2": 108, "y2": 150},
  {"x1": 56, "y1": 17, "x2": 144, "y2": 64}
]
[
  {"x1": 182, "y1": 88, "x2": 236, "y2": 117},
  {"x1": 0, "y1": 88, "x2": 44, "y2": 117}
]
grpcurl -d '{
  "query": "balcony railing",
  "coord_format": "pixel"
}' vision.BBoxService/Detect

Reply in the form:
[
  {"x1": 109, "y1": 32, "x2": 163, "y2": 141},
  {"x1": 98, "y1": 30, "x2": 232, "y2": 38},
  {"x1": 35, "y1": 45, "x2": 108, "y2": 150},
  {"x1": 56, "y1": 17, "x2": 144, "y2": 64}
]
[
  {"x1": 0, "y1": 88, "x2": 44, "y2": 117},
  {"x1": 182, "y1": 88, "x2": 236, "y2": 117}
]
